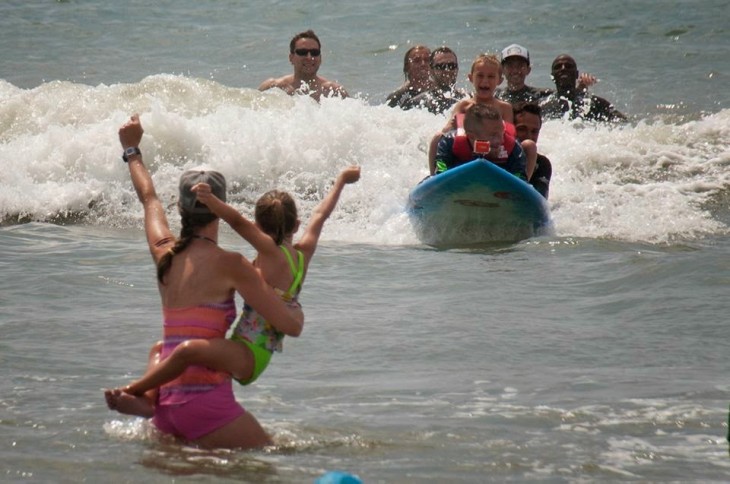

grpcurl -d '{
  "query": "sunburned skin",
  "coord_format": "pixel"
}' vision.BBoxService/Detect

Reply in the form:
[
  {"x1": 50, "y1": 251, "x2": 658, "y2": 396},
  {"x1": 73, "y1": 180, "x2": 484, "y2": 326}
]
[{"x1": 258, "y1": 36, "x2": 348, "y2": 102}]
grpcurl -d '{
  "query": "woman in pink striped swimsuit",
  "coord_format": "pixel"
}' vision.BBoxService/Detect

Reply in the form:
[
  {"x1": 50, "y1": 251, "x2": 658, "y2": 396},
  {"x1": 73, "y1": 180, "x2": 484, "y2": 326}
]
[{"x1": 104, "y1": 114, "x2": 303, "y2": 449}]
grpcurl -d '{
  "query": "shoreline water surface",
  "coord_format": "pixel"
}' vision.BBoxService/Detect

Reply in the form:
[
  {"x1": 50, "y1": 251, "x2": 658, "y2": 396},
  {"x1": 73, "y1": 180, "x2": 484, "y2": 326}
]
[{"x1": 2, "y1": 1, "x2": 729, "y2": 482}]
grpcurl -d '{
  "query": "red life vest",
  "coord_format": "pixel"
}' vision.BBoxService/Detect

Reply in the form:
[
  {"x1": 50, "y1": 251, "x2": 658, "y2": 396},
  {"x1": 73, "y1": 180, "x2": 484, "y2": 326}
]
[{"x1": 451, "y1": 113, "x2": 516, "y2": 163}]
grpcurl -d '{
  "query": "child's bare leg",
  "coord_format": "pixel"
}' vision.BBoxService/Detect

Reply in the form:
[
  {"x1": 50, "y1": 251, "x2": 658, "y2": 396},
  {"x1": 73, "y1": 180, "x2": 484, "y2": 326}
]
[
  {"x1": 124, "y1": 338, "x2": 253, "y2": 396},
  {"x1": 104, "y1": 341, "x2": 162, "y2": 418}
]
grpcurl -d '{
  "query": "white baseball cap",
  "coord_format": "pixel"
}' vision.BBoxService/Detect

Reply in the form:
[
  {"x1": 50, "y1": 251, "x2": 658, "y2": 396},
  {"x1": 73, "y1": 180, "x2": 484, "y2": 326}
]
[{"x1": 501, "y1": 44, "x2": 530, "y2": 65}]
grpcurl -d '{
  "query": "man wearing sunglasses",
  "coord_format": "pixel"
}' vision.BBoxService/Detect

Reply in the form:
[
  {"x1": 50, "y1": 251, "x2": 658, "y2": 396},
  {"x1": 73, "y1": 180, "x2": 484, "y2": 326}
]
[
  {"x1": 403, "y1": 46, "x2": 467, "y2": 114},
  {"x1": 259, "y1": 30, "x2": 348, "y2": 101}
]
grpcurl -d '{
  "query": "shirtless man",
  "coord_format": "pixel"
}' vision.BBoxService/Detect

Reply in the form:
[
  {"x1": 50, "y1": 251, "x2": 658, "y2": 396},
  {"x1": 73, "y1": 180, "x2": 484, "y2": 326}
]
[{"x1": 258, "y1": 30, "x2": 348, "y2": 101}]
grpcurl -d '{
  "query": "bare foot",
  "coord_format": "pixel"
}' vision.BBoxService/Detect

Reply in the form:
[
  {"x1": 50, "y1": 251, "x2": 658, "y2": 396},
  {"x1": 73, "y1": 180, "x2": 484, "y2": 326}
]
[
  {"x1": 104, "y1": 388, "x2": 154, "y2": 418},
  {"x1": 123, "y1": 382, "x2": 146, "y2": 397}
]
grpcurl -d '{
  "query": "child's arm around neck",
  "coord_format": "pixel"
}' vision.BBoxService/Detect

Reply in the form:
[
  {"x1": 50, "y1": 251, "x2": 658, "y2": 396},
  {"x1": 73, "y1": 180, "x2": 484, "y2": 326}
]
[{"x1": 192, "y1": 184, "x2": 279, "y2": 257}]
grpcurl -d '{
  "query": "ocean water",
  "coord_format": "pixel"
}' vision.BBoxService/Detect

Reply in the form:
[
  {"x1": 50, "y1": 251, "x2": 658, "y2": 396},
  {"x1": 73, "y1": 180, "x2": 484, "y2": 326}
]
[{"x1": 1, "y1": 1, "x2": 729, "y2": 482}]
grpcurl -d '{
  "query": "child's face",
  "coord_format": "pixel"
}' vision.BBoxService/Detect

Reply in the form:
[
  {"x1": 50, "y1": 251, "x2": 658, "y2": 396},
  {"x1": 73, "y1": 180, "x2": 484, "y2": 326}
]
[
  {"x1": 466, "y1": 118, "x2": 504, "y2": 157},
  {"x1": 468, "y1": 62, "x2": 502, "y2": 101}
]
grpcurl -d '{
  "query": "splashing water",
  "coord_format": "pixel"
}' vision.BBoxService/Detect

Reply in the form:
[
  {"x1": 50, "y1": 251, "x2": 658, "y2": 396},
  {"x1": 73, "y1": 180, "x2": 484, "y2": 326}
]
[{"x1": 1, "y1": 76, "x2": 728, "y2": 244}]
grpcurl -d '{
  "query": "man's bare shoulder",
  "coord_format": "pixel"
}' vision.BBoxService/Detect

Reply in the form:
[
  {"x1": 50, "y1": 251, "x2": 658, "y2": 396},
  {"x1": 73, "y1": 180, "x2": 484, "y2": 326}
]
[
  {"x1": 258, "y1": 75, "x2": 296, "y2": 92},
  {"x1": 319, "y1": 78, "x2": 348, "y2": 98}
]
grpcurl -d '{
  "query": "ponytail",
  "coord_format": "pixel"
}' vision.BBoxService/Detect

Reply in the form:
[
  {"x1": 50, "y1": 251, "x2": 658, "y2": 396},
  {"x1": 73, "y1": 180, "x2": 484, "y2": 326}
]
[
  {"x1": 272, "y1": 198, "x2": 286, "y2": 245},
  {"x1": 255, "y1": 190, "x2": 297, "y2": 246}
]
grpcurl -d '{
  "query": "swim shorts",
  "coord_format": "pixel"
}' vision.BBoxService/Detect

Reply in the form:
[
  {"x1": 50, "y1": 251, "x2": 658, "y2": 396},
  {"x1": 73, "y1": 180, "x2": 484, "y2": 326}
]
[
  {"x1": 230, "y1": 333, "x2": 273, "y2": 386},
  {"x1": 152, "y1": 381, "x2": 245, "y2": 441}
]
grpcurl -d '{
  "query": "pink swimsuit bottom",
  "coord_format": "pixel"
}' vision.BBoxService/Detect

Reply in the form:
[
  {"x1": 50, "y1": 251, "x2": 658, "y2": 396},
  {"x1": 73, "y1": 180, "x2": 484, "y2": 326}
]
[{"x1": 152, "y1": 380, "x2": 245, "y2": 441}]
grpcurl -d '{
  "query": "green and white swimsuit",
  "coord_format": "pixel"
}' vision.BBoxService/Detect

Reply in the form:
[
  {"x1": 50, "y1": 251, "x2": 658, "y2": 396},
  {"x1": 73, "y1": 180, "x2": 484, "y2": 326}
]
[{"x1": 230, "y1": 246, "x2": 304, "y2": 385}]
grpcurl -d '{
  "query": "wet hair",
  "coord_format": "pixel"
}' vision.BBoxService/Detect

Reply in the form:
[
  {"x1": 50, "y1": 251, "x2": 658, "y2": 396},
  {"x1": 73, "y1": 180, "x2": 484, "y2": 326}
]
[
  {"x1": 402, "y1": 45, "x2": 430, "y2": 79},
  {"x1": 429, "y1": 46, "x2": 457, "y2": 66},
  {"x1": 156, "y1": 210, "x2": 218, "y2": 284},
  {"x1": 464, "y1": 102, "x2": 502, "y2": 131},
  {"x1": 513, "y1": 101, "x2": 543, "y2": 121},
  {"x1": 470, "y1": 53, "x2": 502, "y2": 75},
  {"x1": 290, "y1": 29, "x2": 321, "y2": 53},
  {"x1": 255, "y1": 190, "x2": 298, "y2": 246}
]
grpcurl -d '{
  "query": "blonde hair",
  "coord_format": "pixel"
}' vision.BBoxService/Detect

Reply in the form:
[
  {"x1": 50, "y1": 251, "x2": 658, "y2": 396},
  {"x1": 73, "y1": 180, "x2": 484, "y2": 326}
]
[
  {"x1": 255, "y1": 190, "x2": 298, "y2": 245},
  {"x1": 470, "y1": 53, "x2": 502, "y2": 75}
]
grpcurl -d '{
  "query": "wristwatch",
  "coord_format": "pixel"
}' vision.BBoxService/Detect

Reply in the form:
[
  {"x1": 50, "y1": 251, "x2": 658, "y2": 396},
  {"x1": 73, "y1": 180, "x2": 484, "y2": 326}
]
[{"x1": 122, "y1": 146, "x2": 142, "y2": 162}]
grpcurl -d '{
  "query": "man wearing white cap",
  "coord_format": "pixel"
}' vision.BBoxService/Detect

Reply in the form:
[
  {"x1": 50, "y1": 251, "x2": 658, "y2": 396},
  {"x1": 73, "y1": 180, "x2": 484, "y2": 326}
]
[
  {"x1": 495, "y1": 44, "x2": 552, "y2": 106},
  {"x1": 496, "y1": 44, "x2": 597, "y2": 107}
]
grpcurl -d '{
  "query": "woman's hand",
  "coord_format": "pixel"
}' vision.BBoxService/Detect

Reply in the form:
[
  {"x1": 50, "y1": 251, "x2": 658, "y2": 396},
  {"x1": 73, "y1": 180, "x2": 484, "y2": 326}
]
[{"x1": 119, "y1": 114, "x2": 144, "y2": 149}]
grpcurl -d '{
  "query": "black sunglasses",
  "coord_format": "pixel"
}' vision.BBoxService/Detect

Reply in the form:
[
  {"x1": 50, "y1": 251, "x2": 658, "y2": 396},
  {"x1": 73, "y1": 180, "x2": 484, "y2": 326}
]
[
  {"x1": 294, "y1": 48, "x2": 321, "y2": 57},
  {"x1": 433, "y1": 62, "x2": 458, "y2": 71}
]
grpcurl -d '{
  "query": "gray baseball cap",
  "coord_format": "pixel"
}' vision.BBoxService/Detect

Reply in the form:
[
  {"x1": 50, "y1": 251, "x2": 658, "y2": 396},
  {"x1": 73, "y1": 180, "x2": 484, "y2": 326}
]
[{"x1": 178, "y1": 170, "x2": 226, "y2": 214}]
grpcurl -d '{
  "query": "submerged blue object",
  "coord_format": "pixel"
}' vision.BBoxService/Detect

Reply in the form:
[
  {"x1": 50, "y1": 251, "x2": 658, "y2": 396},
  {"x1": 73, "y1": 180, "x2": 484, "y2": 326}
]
[{"x1": 314, "y1": 470, "x2": 363, "y2": 484}]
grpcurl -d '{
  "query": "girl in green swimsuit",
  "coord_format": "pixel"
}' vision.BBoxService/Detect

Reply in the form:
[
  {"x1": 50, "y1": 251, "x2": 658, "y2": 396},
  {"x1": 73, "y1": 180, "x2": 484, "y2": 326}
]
[{"x1": 121, "y1": 165, "x2": 361, "y2": 397}]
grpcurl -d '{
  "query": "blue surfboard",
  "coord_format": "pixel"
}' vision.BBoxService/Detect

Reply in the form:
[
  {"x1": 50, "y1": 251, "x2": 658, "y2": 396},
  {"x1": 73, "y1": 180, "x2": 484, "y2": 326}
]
[{"x1": 407, "y1": 159, "x2": 552, "y2": 247}]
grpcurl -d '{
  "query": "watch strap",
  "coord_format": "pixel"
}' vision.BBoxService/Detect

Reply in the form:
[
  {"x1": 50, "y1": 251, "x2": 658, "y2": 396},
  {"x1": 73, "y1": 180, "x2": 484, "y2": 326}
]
[{"x1": 122, "y1": 146, "x2": 142, "y2": 162}]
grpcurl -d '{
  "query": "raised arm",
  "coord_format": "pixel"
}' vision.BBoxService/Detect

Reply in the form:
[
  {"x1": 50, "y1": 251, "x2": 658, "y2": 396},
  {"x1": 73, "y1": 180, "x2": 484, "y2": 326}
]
[
  {"x1": 193, "y1": 183, "x2": 278, "y2": 256},
  {"x1": 296, "y1": 166, "x2": 360, "y2": 259},
  {"x1": 118, "y1": 114, "x2": 174, "y2": 263}
]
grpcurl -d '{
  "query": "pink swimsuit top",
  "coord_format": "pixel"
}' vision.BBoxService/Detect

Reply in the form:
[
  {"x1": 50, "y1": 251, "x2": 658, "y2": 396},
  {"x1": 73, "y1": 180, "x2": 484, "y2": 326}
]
[{"x1": 158, "y1": 297, "x2": 237, "y2": 405}]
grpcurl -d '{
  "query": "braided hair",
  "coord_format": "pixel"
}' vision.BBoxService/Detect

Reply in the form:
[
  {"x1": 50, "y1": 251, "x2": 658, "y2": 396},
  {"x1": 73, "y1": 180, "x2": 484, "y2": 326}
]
[
  {"x1": 156, "y1": 210, "x2": 217, "y2": 284},
  {"x1": 255, "y1": 190, "x2": 298, "y2": 246}
]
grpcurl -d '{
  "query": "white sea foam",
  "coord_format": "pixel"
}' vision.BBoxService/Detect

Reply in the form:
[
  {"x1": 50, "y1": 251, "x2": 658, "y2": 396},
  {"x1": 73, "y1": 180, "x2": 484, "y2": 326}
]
[
  {"x1": 543, "y1": 110, "x2": 730, "y2": 243},
  {"x1": 1, "y1": 76, "x2": 728, "y2": 244}
]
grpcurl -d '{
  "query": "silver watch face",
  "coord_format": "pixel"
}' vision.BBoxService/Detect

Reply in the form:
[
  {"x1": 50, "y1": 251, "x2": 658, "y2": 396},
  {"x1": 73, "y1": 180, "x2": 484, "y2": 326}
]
[{"x1": 125, "y1": 147, "x2": 138, "y2": 155}]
